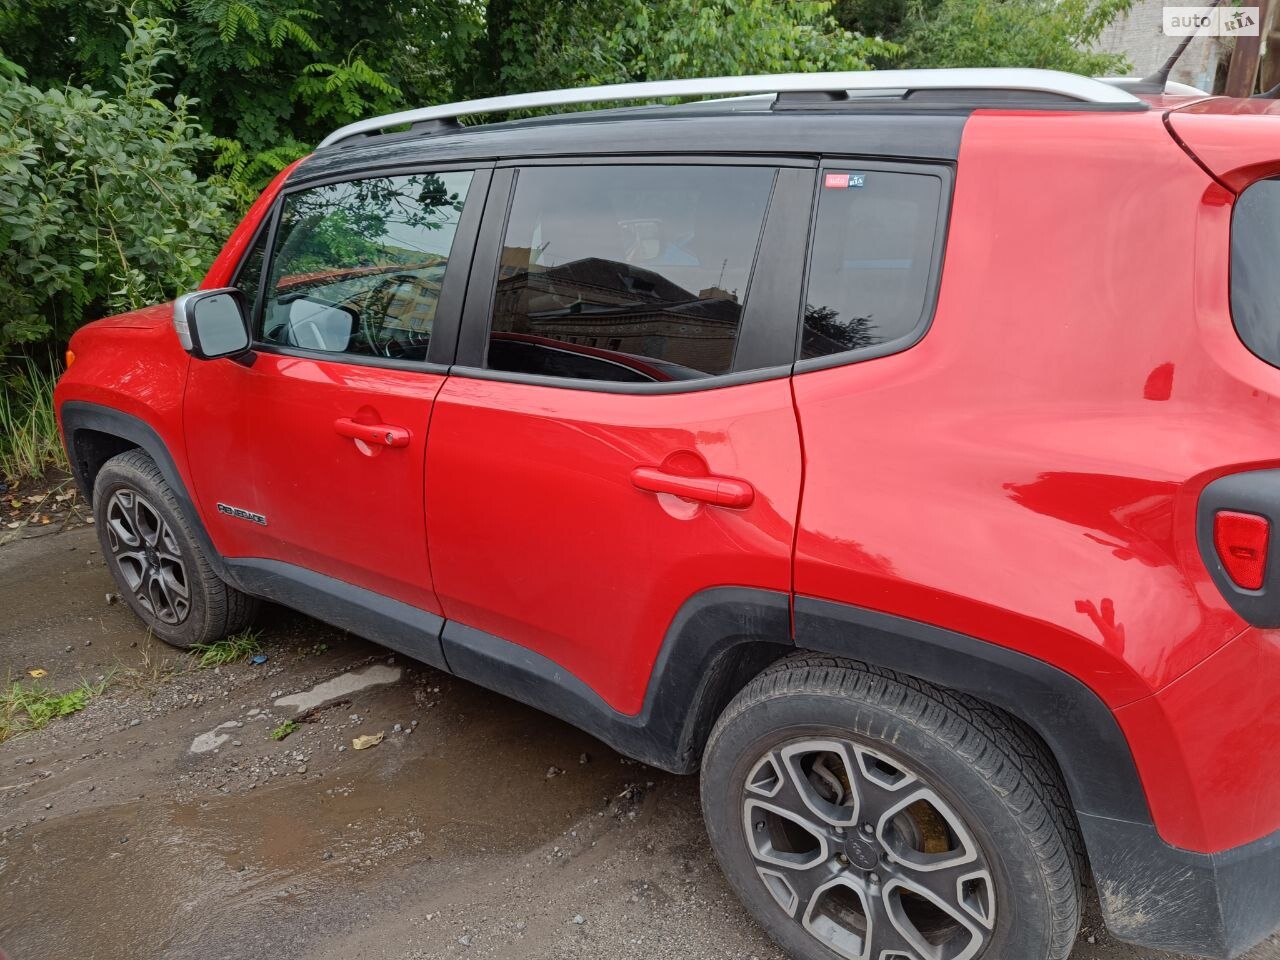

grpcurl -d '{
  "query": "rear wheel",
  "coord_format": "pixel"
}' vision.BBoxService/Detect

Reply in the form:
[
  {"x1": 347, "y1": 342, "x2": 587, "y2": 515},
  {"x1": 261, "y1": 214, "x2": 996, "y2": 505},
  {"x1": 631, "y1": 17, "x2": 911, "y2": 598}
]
[
  {"x1": 701, "y1": 655, "x2": 1082, "y2": 960},
  {"x1": 93, "y1": 449, "x2": 257, "y2": 648}
]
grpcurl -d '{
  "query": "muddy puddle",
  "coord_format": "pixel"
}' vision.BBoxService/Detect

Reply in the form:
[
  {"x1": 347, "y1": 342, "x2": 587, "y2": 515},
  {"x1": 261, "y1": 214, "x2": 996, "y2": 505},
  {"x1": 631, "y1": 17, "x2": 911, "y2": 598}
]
[
  {"x1": 1, "y1": 528, "x2": 642, "y2": 959},
  {"x1": 4, "y1": 693, "x2": 632, "y2": 959}
]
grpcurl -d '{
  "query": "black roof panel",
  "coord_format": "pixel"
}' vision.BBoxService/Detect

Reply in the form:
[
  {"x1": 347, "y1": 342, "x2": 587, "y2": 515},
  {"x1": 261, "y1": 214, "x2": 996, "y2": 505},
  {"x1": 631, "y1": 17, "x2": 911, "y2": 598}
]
[{"x1": 295, "y1": 109, "x2": 965, "y2": 183}]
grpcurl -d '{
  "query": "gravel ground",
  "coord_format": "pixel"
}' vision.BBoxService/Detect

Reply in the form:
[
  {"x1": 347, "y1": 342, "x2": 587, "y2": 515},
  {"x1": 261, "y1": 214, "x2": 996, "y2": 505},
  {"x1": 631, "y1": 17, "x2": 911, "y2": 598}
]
[{"x1": 2, "y1": 525, "x2": 1278, "y2": 960}]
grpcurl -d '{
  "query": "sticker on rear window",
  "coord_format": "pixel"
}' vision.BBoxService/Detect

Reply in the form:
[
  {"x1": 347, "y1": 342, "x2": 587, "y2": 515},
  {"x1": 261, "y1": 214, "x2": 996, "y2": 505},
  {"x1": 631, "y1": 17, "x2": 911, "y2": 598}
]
[{"x1": 824, "y1": 173, "x2": 865, "y2": 189}]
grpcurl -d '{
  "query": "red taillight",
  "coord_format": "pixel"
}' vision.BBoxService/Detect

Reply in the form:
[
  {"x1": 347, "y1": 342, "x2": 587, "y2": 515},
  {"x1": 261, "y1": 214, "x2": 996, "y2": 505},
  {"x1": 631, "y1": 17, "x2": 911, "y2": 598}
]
[{"x1": 1214, "y1": 510, "x2": 1270, "y2": 590}]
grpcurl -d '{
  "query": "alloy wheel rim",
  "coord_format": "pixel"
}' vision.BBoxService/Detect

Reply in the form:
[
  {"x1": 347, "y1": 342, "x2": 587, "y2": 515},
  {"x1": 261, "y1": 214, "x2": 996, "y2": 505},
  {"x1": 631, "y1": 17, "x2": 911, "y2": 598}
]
[
  {"x1": 742, "y1": 737, "x2": 995, "y2": 960},
  {"x1": 105, "y1": 488, "x2": 191, "y2": 626}
]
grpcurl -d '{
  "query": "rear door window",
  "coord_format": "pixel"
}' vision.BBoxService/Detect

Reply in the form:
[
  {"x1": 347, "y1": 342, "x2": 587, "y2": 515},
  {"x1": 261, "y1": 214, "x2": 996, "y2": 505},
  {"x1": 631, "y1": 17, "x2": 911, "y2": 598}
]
[
  {"x1": 485, "y1": 164, "x2": 776, "y2": 383},
  {"x1": 801, "y1": 168, "x2": 944, "y2": 362},
  {"x1": 1232, "y1": 178, "x2": 1280, "y2": 366}
]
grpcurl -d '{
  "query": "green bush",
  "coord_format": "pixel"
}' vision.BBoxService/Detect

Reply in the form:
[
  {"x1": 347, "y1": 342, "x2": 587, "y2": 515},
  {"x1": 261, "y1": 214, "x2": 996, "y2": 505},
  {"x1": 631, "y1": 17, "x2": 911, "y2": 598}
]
[
  {"x1": 895, "y1": 0, "x2": 1132, "y2": 73},
  {"x1": 0, "y1": 13, "x2": 232, "y2": 354},
  {"x1": 489, "y1": 0, "x2": 894, "y2": 95}
]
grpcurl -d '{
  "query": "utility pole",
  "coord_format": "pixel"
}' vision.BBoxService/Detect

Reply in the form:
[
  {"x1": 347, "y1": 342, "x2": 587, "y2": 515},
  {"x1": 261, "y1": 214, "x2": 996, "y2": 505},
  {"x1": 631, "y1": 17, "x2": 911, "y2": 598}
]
[
  {"x1": 1225, "y1": 0, "x2": 1271, "y2": 96},
  {"x1": 1261, "y1": 0, "x2": 1280, "y2": 91}
]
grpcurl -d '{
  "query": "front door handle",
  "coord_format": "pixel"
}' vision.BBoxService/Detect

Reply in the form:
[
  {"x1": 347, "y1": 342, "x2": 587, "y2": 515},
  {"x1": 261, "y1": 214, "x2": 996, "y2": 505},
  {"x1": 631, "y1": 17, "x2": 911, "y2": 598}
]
[
  {"x1": 631, "y1": 465, "x2": 754, "y2": 508},
  {"x1": 334, "y1": 417, "x2": 410, "y2": 448}
]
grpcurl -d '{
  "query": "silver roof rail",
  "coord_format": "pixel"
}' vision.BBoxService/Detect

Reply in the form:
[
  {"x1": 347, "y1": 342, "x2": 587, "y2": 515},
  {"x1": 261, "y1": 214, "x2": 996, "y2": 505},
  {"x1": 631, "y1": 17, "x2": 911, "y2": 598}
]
[
  {"x1": 1100, "y1": 76, "x2": 1211, "y2": 96},
  {"x1": 317, "y1": 68, "x2": 1143, "y2": 148}
]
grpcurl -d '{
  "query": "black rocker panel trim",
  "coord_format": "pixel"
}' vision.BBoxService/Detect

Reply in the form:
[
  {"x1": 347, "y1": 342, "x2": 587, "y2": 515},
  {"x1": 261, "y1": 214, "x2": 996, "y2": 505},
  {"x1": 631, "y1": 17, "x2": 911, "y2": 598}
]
[
  {"x1": 226, "y1": 558, "x2": 447, "y2": 671},
  {"x1": 59, "y1": 401, "x2": 234, "y2": 583},
  {"x1": 793, "y1": 595, "x2": 1149, "y2": 823},
  {"x1": 1196, "y1": 467, "x2": 1280, "y2": 626},
  {"x1": 441, "y1": 588, "x2": 792, "y2": 773}
]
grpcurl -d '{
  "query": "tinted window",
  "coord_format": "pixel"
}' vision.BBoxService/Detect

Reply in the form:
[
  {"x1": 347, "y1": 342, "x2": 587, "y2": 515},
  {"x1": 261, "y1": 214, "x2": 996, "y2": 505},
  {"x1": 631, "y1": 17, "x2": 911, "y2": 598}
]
[
  {"x1": 487, "y1": 165, "x2": 775, "y2": 382},
  {"x1": 1232, "y1": 178, "x2": 1280, "y2": 366},
  {"x1": 802, "y1": 170, "x2": 942, "y2": 361},
  {"x1": 261, "y1": 171, "x2": 472, "y2": 361}
]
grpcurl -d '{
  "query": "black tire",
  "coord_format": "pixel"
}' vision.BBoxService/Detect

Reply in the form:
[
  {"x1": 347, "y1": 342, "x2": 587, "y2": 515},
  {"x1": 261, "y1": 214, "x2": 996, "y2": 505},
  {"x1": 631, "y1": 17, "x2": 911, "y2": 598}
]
[
  {"x1": 701, "y1": 654, "x2": 1082, "y2": 960},
  {"x1": 93, "y1": 449, "x2": 257, "y2": 648}
]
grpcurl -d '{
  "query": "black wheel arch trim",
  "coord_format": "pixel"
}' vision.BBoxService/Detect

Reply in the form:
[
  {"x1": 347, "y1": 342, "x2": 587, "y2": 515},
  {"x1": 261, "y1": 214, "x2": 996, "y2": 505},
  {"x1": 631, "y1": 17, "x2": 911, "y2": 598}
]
[
  {"x1": 792, "y1": 595, "x2": 1149, "y2": 823},
  {"x1": 60, "y1": 400, "x2": 234, "y2": 583},
  {"x1": 440, "y1": 587, "x2": 793, "y2": 773}
]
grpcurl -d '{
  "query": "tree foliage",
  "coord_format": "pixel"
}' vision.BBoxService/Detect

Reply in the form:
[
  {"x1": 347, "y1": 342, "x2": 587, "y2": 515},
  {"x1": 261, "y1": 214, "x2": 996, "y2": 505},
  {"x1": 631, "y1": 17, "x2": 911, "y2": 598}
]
[
  {"x1": 0, "y1": 0, "x2": 1138, "y2": 355},
  {"x1": 1, "y1": 0, "x2": 483, "y2": 200},
  {"x1": 864, "y1": 0, "x2": 1132, "y2": 73},
  {"x1": 0, "y1": 13, "x2": 230, "y2": 352},
  {"x1": 482, "y1": 0, "x2": 894, "y2": 95},
  {"x1": 0, "y1": 0, "x2": 1135, "y2": 208}
]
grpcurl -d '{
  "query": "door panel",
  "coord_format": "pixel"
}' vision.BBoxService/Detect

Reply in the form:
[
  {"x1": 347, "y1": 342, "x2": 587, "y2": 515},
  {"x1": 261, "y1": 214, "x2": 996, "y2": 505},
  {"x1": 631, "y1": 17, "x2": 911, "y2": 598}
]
[
  {"x1": 425, "y1": 159, "x2": 810, "y2": 713},
  {"x1": 425, "y1": 375, "x2": 801, "y2": 713},
  {"x1": 184, "y1": 355, "x2": 445, "y2": 610},
  {"x1": 183, "y1": 166, "x2": 488, "y2": 614}
]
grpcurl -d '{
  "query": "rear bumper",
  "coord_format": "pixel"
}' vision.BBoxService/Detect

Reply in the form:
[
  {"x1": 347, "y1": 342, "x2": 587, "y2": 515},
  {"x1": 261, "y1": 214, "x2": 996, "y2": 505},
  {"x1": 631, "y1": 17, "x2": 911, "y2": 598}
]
[{"x1": 1083, "y1": 812, "x2": 1280, "y2": 958}]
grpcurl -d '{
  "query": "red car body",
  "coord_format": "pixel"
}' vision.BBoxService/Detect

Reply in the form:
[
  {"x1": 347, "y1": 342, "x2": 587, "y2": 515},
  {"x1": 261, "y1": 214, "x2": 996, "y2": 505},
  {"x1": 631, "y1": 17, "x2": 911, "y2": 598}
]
[{"x1": 56, "y1": 89, "x2": 1280, "y2": 957}]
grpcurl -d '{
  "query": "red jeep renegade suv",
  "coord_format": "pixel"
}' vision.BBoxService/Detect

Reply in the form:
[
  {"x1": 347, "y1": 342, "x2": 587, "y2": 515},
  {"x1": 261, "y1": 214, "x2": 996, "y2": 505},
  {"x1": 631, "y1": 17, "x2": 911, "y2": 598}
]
[{"x1": 54, "y1": 69, "x2": 1280, "y2": 960}]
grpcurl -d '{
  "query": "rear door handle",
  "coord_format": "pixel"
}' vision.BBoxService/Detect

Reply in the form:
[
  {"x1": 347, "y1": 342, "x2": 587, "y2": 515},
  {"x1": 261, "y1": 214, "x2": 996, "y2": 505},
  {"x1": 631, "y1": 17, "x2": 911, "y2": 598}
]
[
  {"x1": 334, "y1": 417, "x2": 410, "y2": 448},
  {"x1": 631, "y1": 465, "x2": 754, "y2": 508}
]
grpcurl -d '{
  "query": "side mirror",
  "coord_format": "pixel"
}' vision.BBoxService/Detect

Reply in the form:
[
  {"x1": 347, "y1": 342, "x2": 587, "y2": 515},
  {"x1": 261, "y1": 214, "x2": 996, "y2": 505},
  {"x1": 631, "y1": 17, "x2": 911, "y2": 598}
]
[{"x1": 172, "y1": 288, "x2": 251, "y2": 360}]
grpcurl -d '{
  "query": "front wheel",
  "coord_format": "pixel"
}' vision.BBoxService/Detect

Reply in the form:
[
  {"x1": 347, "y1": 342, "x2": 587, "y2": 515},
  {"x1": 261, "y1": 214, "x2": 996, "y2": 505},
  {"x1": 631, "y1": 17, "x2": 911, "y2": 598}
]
[
  {"x1": 701, "y1": 655, "x2": 1082, "y2": 960},
  {"x1": 93, "y1": 449, "x2": 257, "y2": 648}
]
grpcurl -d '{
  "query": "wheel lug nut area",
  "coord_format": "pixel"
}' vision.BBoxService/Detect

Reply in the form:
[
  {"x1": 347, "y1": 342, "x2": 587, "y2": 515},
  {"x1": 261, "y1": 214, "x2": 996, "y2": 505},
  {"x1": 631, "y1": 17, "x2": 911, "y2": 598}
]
[{"x1": 838, "y1": 830, "x2": 882, "y2": 871}]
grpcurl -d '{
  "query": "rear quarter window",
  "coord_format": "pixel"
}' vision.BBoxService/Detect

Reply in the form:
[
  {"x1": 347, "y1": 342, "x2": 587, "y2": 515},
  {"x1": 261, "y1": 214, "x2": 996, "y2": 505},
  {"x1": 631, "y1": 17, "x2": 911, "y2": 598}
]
[
  {"x1": 1232, "y1": 177, "x2": 1280, "y2": 366},
  {"x1": 801, "y1": 168, "x2": 945, "y2": 363}
]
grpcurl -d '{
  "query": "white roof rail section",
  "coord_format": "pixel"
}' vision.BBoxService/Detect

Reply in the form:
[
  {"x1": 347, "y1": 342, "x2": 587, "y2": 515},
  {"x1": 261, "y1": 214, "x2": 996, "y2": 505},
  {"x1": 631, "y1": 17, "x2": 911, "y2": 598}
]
[
  {"x1": 1101, "y1": 76, "x2": 1211, "y2": 96},
  {"x1": 317, "y1": 68, "x2": 1142, "y2": 148}
]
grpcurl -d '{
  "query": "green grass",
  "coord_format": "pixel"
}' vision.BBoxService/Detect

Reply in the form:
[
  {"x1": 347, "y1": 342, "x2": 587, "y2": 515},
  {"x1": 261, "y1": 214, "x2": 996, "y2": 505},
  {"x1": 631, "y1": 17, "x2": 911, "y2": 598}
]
[
  {"x1": 191, "y1": 628, "x2": 262, "y2": 668},
  {"x1": 0, "y1": 354, "x2": 66, "y2": 483},
  {"x1": 270, "y1": 719, "x2": 299, "y2": 741},
  {"x1": 1, "y1": 676, "x2": 108, "y2": 743}
]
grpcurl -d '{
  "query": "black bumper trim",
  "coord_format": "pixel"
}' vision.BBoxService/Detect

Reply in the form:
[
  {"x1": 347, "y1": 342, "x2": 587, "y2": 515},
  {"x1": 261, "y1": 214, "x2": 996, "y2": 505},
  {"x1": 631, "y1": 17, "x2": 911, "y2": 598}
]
[{"x1": 1083, "y1": 813, "x2": 1280, "y2": 958}]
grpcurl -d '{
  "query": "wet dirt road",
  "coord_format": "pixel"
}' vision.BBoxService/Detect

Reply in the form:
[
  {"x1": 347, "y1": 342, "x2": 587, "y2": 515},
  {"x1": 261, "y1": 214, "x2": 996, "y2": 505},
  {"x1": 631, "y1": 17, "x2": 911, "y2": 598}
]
[{"x1": 3, "y1": 526, "x2": 1278, "y2": 960}]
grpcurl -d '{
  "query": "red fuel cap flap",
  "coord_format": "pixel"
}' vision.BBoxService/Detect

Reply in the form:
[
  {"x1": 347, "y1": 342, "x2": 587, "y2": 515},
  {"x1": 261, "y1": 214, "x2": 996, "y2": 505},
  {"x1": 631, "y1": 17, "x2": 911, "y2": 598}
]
[{"x1": 1213, "y1": 510, "x2": 1270, "y2": 590}]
